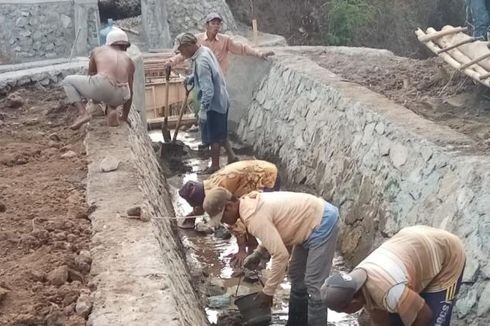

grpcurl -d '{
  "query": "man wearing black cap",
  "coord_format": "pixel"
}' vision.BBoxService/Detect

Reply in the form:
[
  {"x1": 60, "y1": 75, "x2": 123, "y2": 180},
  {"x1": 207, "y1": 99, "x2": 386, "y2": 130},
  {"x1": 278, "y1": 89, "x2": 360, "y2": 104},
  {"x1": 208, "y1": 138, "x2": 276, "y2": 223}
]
[
  {"x1": 173, "y1": 32, "x2": 231, "y2": 174},
  {"x1": 321, "y1": 225, "x2": 466, "y2": 326}
]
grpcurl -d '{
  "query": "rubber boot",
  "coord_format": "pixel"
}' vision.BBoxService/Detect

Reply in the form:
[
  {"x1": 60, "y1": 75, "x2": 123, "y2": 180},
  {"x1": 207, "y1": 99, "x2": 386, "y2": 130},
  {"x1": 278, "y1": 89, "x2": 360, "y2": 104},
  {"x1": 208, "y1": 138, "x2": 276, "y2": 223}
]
[
  {"x1": 286, "y1": 290, "x2": 308, "y2": 326},
  {"x1": 307, "y1": 299, "x2": 327, "y2": 326}
]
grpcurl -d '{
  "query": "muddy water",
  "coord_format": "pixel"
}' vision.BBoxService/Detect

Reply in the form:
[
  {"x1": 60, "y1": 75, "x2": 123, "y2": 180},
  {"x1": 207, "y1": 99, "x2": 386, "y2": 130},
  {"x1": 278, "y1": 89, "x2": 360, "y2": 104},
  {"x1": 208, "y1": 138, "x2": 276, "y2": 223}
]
[{"x1": 150, "y1": 129, "x2": 359, "y2": 326}]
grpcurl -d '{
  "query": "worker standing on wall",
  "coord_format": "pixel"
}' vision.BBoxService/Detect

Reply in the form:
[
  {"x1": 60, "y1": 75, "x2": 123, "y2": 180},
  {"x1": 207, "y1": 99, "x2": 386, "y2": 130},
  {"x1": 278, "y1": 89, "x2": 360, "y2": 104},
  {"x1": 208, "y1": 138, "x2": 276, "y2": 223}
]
[
  {"x1": 178, "y1": 160, "x2": 280, "y2": 267},
  {"x1": 62, "y1": 28, "x2": 135, "y2": 129},
  {"x1": 164, "y1": 12, "x2": 274, "y2": 163},
  {"x1": 203, "y1": 188, "x2": 340, "y2": 326},
  {"x1": 321, "y1": 225, "x2": 466, "y2": 326}
]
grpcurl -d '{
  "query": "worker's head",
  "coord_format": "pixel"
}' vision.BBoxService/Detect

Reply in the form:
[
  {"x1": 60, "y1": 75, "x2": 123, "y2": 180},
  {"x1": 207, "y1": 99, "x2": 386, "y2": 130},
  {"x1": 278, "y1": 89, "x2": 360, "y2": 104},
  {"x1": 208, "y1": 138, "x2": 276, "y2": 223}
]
[
  {"x1": 203, "y1": 187, "x2": 240, "y2": 227},
  {"x1": 178, "y1": 181, "x2": 205, "y2": 207},
  {"x1": 106, "y1": 28, "x2": 130, "y2": 51},
  {"x1": 321, "y1": 271, "x2": 366, "y2": 312},
  {"x1": 205, "y1": 12, "x2": 223, "y2": 36},
  {"x1": 173, "y1": 32, "x2": 199, "y2": 58}
]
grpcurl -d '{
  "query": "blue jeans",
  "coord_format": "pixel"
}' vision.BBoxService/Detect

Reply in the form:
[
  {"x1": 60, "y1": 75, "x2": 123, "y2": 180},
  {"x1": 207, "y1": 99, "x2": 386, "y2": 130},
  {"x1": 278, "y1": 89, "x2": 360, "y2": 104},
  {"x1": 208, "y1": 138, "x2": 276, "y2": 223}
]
[{"x1": 467, "y1": 0, "x2": 490, "y2": 38}]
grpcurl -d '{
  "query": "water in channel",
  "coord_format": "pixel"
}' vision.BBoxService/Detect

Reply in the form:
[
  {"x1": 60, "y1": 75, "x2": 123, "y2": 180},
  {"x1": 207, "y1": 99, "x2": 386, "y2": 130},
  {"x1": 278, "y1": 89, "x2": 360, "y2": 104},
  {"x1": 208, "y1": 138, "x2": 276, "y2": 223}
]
[{"x1": 150, "y1": 128, "x2": 359, "y2": 326}]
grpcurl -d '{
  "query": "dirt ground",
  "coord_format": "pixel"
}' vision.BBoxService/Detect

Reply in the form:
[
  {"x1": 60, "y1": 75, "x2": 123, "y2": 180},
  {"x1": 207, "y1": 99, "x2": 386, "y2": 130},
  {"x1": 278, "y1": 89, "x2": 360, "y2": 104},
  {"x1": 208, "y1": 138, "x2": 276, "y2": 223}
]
[
  {"x1": 307, "y1": 51, "x2": 490, "y2": 151},
  {"x1": 0, "y1": 87, "x2": 92, "y2": 326}
]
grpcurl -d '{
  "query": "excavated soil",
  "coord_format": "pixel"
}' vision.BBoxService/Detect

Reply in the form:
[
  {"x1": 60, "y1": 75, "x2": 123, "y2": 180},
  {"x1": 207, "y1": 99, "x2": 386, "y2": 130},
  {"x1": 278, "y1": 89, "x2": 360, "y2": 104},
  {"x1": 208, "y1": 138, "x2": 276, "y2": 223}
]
[
  {"x1": 307, "y1": 51, "x2": 490, "y2": 150},
  {"x1": 0, "y1": 87, "x2": 92, "y2": 326}
]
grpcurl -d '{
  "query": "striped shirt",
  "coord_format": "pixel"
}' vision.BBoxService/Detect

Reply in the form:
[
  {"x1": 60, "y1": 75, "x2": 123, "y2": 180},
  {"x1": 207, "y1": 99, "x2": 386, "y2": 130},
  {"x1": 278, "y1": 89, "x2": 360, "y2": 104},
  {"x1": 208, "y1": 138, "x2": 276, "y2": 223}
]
[{"x1": 356, "y1": 225, "x2": 465, "y2": 325}]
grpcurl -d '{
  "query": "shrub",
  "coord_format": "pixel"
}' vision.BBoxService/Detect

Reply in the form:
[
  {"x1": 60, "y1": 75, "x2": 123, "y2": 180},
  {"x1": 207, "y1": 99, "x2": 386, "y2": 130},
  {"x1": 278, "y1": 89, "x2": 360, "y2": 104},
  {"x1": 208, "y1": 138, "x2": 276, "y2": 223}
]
[{"x1": 324, "y1": 0, "x2": 376, "y2": 45}]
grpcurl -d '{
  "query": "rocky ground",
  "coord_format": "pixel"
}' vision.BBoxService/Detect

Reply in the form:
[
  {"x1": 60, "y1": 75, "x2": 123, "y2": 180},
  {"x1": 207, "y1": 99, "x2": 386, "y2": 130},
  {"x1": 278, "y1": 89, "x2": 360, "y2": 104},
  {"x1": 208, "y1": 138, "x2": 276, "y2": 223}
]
[
  {"x1": 0, "y1": 87, "x2": 92, "y2": 325},
  {"x1": 306, "y1": 49, "x2": 490, "y2": 151}
]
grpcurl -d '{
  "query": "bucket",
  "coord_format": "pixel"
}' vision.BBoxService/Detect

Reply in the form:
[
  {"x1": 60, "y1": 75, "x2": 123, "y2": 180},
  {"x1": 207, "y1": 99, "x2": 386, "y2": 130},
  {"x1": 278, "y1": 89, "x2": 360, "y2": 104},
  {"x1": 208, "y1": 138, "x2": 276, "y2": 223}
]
[{"x1": 234, "y1": 292, "x2": 271, "y2": 326}]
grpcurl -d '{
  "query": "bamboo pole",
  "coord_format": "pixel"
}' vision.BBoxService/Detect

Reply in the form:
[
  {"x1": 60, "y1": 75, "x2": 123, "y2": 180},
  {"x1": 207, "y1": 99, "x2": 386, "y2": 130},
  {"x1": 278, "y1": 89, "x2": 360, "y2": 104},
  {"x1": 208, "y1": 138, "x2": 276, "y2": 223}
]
[
  {"x1": 459, "y1": 52, "x2": 490, "y2": 70},
  {"x1": 436, "y1": 37, "x2": 480, "y2": 54},
  {"x1": 417, "y1": 26, "x2": 468, "y2": 42},
  {"x1": 415, "y1": 29, "x2": 490, "y2": 88}
]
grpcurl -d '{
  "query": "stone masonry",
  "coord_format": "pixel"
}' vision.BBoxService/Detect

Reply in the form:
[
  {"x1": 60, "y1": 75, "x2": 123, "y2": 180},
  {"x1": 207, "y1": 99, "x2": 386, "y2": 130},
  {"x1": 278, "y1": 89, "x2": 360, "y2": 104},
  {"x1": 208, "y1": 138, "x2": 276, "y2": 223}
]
[
  {"x1": 235, "y1": 48, "x2": 490, "y2": 325},
  {"x1": 0, "y1": 0, "x2": 100, "y2": 64},
  {"x1": 166, "y1": 0, "x2": 237, "y2": 37}
]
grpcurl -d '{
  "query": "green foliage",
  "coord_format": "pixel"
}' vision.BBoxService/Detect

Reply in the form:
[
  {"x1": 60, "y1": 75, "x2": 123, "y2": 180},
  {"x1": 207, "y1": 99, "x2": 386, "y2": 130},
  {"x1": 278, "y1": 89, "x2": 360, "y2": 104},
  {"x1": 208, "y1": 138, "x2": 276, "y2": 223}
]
[{"x1": 325, "y1": 0, "x2": 376, "y2": 45}]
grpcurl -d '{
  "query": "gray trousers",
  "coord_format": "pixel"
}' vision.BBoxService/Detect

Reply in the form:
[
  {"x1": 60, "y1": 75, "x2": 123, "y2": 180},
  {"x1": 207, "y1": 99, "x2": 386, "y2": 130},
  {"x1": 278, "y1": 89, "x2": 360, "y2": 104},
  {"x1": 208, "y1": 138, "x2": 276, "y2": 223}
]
[
  {"x1": 288, "y1": 224, "x2": 339, "y2": 301},
  {"x1": 62, "y1": 74, "x2": 130, "y2": 107}
]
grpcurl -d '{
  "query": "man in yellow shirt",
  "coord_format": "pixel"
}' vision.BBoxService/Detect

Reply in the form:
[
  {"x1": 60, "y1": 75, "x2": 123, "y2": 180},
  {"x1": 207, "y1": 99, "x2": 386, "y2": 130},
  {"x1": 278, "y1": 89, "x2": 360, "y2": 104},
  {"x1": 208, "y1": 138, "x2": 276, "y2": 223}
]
[
  {"x1": 321, "y1": 225, "x2": 465, "y2": 326},
  {"x1": 178, "y1": 160, "x2": 279, "y2": 266},
  {"x1": 203, "y1": 188, "x2": 340, "y2": 326}
]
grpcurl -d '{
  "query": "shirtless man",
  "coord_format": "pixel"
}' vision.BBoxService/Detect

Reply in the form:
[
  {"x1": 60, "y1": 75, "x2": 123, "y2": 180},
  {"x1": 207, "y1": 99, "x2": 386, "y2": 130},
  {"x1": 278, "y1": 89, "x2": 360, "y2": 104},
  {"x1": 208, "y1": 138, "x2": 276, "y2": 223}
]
[{"x1": 62, "y1": 28, "x2": 135, "y2": 129}]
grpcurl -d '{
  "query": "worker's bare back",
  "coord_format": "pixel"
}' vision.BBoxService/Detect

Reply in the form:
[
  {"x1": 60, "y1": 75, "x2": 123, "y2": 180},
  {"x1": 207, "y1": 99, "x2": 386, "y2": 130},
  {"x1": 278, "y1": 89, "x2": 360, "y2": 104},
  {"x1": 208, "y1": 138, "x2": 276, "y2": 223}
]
[{"x1": 91, "y1": 46, "x2": 134, "y2": 83}]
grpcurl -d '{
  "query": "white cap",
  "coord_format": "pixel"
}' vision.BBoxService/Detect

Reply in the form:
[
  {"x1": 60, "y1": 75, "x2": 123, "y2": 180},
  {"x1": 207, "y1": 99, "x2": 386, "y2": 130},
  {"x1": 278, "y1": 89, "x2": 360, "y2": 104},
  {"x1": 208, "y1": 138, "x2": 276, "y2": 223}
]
[{"x1": 106, "y1": 27, "x2": 129, "y2": 46}]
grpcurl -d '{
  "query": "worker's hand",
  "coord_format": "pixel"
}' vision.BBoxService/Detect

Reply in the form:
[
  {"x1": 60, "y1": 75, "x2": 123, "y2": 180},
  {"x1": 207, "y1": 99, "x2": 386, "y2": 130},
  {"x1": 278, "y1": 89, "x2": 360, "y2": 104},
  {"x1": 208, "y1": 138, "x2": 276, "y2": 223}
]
[
  {"x1": 254, "y1": 291, "x2": 273, "y2": 308},
  {"x1": 243, "y1": 250, "x2": 262, "y2": 270},
  {"x1": 230, "y1": 250, "x2": 248, "y2": 268},
  {"x1": 261, "y1": 51, "x2": 275, "y2": 59}
]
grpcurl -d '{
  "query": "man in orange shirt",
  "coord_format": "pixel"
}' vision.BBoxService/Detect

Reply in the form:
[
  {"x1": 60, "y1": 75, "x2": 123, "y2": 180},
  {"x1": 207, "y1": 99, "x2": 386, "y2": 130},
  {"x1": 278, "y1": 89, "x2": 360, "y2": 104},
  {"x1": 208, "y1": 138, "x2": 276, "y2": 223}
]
[
  {"x1": 203, "y1": 188, "x2": 339, "y2": 326},
  {"x1": 166, "y1": 12, "x2": 274, "y2": 74},
  {"x1": 321, "y1": 225, "x2": 466, "y2": 326},
  {"x1": 165, "y1": 12, "x2": 274, "y2": 162}
]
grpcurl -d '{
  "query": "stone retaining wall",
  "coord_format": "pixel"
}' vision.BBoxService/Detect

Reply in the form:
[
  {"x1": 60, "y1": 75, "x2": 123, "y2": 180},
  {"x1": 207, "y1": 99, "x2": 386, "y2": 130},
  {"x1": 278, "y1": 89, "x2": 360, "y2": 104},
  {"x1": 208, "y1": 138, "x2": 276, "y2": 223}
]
[
  {"x1": 0, "y1": 0, "x2": 99, "y2": 64},
  {"x1": 234, "y1": 48, "x2": 490, "y2": 325},
  {"x1": 166, "y1": 0, "x2": 237, "y2": 37}
]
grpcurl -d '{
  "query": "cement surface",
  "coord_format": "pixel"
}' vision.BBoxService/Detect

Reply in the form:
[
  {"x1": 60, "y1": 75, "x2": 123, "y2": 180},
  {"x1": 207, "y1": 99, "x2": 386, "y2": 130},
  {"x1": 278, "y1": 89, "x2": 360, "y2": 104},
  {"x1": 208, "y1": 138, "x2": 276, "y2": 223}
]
[{"x1": 86, "y1": 113, "x2": 207, "y2": 326}]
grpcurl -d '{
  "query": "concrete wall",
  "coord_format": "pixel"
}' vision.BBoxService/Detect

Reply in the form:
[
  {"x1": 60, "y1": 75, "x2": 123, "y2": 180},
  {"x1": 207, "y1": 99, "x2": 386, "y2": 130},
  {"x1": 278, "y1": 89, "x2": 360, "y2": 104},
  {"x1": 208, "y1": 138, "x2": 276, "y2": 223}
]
[
  {"x1": 232, "y1": 47, "x2": 490, "y2": 325},
  {"x1": 0, "y1": 0, "x2": 100, "y2": 64}
]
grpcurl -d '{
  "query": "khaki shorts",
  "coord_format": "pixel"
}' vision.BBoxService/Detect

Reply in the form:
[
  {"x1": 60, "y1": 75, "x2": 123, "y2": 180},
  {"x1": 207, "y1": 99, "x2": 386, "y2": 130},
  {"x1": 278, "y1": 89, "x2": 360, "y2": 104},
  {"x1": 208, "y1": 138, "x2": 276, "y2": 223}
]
[{"x1": 62, "y1": 74, "x2": 130, "y2": 107}]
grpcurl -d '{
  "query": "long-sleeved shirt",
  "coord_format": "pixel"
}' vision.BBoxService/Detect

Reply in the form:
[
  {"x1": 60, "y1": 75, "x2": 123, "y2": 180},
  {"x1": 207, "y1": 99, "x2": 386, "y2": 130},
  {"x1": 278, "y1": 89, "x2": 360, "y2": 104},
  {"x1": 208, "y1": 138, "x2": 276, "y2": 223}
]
[
  {"x1": 169, "y1": 32, "x2": 263, "y2": 73},
  {"x1": 189, "y1": 46, "x2": 229, "y2": 114},
  {"x1": 239, "y1": 191, "x2": 325, "y2": 296},
  {"x1": 356, "y1": 225, "x2": 465, "y2": 326}
]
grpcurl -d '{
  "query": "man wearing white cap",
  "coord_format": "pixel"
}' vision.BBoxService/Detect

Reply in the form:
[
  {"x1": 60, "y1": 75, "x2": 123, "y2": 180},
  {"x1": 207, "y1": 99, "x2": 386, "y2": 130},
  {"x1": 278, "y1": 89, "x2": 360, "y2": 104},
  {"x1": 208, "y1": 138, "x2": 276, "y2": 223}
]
[
  {"x1": 203, "y1": 187, "x2": 340, "y2": 326},
  {"x1": 62, "y1": 28, "x2": 135, "y2": 130}
]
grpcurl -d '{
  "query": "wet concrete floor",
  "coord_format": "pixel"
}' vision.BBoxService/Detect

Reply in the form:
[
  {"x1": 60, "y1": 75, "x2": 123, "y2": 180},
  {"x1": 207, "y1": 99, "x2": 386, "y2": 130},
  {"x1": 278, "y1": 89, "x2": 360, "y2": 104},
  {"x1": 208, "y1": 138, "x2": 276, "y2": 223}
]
[{"x1": 150, "y1": 128, "x2": 359, "y2": 326}]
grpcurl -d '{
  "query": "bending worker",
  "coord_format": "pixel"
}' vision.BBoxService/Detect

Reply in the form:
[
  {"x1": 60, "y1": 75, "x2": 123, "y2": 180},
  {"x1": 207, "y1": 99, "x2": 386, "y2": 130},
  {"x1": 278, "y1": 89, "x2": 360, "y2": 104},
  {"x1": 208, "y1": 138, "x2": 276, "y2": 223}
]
[
  {"x1": 62, "y1": 28, "x2": 134, "y2": 130},
  {"x1": 321, "y1": 225, "x2": 466, "y2": 326},
  {"x1": 178, "y1": 160, "x2": 279, "y2": 267},
  {"x1": 203, "y1": 188, "x2": 339, "y2": 326}
]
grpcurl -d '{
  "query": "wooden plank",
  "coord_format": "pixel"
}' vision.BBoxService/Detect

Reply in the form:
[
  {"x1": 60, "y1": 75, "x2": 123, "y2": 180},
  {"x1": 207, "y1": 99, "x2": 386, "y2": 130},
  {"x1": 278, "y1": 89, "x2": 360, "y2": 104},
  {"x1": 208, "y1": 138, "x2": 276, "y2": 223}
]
[
  {"x1": 147, "y1": 114, "x2": 196, "y2": 130},
  {"x1": 436, "y1": 37, "x2": 479, "y2": 54}
]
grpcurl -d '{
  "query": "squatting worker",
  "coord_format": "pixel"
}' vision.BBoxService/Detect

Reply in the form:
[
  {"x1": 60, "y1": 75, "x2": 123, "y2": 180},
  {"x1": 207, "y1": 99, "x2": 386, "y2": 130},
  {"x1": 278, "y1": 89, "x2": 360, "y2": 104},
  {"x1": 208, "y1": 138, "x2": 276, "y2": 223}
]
[
  {"x1": 62, "y1": 28, "x2": 135, "y2": 130},
  {"x1": 321, "y1": 225, "x2": 466, "y2": 326},
  {"x1": 203, "y1": 188, "x2": 340, "y2": 326},
  {"x1": 175, "y1": 32, "x2": 231, "y2": 174},
  {"x1": 165, "y1": 12, "x2": 274, "y2": 162},
  {"x1": 178, "y1": 160, "x2": 280, "y2": 267}
]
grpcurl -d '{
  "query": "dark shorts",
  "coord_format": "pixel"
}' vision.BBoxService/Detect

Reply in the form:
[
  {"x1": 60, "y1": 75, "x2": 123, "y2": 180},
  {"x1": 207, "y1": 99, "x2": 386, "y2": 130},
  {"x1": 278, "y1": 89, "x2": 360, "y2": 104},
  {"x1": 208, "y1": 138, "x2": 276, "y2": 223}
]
[
  {"x1": 201, "y1": 110, "x2": 228, "y2": 145},
  {"x1": 389, "y1": 265, "x2": 465, "y2": 326}
]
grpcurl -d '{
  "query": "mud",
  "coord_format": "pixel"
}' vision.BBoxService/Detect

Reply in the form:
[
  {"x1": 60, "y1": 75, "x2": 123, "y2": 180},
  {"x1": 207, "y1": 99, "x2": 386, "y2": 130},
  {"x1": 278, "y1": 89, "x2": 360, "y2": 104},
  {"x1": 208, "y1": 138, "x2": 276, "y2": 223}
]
[
  {"x1": 152, "y1": 129, "x2": 359, "y2": 326},
  {"x1": 0, "y1": 87, "x2": 92, "y2": 325},
  {"x1": 306, "y1": 50, "x2": 490, "y2": 151}
]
